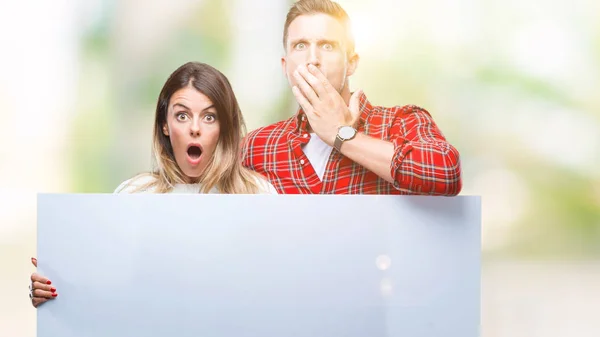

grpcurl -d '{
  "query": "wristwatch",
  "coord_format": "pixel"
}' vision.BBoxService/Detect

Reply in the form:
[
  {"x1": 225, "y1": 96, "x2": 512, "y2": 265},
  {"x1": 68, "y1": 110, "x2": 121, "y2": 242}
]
[{"x1": 334, "y1": 125, "x2": 357, "y2": 152}]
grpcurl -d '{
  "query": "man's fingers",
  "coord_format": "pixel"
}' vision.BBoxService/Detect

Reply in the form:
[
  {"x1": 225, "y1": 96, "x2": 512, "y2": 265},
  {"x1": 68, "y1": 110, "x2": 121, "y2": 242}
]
[
  {"x1": 292, "y1": 86, "x2": 315, "y2": 116},
  {"x1": 292, "y1": 86, "x2": 321, "y2": 118},
  {"x1": 298, "y1": 64, "x2": 329, "y2": 97},
  {"x1": 306, "y1": 64, "x2": 333, "y2": 95},
  {"x1": 32, "y1": 297, "x2": 49, "y2": 308},
  {"x1": 33, "y1": 289, "x2": 56, "y2": 299},
  {"x1": 293, "y1": 69, "x2": 319, "y2": 104},
  {"x1": 348, "y1": 89, "x2": 363, "y2": 124},
  {"x1": 31, "y1": 273, "x2": 51, "y2": 285}
]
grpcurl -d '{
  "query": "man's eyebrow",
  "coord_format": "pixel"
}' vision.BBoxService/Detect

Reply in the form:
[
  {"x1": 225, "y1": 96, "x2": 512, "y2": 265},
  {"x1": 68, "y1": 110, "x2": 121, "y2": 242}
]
[
  {"x1": 289, "y1": 38, "x2": 340, "y2": 46},
  {"x1": 319, "y1": 39, "x2": 339, "y2": 46},
  {"x1": 289, "y1": 38, "x2": 309, "y2": 46}
]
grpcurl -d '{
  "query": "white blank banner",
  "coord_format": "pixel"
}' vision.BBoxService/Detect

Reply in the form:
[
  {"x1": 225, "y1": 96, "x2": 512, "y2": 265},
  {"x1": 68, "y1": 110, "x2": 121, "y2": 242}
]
[{"x1": 37, "y1": 194, "x2": 480, "y2": 337}]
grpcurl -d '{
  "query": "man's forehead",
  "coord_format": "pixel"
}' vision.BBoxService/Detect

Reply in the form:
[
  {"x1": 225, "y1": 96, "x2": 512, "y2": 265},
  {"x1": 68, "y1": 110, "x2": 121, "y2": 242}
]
[
  {"x1": 288, "y1": 35, "x2": 341, "y2": 43},
  {"x1": 287, "y1": 13, "x2": 346, "y2": 40}
]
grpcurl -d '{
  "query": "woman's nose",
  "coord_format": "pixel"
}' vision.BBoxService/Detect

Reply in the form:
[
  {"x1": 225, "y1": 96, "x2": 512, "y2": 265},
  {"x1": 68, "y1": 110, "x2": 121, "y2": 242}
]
[{"x1": 189, "y1": 119, "x2": 201, "y2": 137}]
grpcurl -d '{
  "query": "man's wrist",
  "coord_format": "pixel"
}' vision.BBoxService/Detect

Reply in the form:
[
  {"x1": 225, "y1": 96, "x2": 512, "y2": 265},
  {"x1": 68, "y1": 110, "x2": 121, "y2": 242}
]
[{"x1": 334, "y1": 125, "x2": 358, "y2": 152}]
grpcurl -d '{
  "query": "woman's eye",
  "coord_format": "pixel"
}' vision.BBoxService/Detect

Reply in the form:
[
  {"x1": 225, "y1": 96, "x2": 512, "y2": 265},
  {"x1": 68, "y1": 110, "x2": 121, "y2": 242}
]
[
  {"x1": 204, "y1": 114, "x2": 216, "y2": 122},
  {"x1": 176, "y1": 113, "x2": 188, "y2": 121}
]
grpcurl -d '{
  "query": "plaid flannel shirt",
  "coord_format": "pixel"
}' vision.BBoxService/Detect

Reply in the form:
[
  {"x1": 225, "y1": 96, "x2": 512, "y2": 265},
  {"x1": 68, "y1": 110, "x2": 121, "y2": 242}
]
[{"x1": 242, "y1": 91, "x2": 462, "y2": 195}]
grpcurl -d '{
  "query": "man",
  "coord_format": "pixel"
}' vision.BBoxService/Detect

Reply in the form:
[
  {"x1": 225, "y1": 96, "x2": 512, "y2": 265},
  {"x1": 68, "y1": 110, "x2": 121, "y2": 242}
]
[{"x1": 242, "y1": 0, "x2": 462, "y2": 195}]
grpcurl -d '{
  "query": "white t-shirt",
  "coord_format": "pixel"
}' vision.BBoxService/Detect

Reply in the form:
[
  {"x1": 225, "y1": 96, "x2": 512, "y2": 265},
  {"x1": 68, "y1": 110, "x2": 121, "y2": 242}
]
[
  {"x1": 301, "y1": 133, "x2": 333, "y2": 181},
  {"x1": 114, "y1": 174, "x2": 278, "y2": 194}
]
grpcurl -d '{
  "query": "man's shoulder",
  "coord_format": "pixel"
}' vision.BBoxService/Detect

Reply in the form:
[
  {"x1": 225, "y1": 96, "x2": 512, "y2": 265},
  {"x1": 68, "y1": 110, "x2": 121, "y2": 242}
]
[
  {"x1": 370, "y1": 103, "x2": 432, "y2": 118},
  {"x1": 242, "y1": 117, "x2": 296, "y2": 168},
  {"x1": 245, "y1": 116, "x2": 295, "y2": 142}
]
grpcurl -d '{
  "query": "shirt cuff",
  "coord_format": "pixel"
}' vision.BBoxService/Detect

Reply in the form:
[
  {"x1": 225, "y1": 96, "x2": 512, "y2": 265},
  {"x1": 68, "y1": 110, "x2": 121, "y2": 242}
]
[{"x1": 390, "y1": 136, "x2": 413, "y2": 188}]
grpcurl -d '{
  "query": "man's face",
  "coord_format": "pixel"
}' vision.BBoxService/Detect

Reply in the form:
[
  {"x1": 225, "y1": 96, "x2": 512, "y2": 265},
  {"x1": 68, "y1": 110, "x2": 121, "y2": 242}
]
[{"x1": 282, "y1": 13, "x2": 358, "y2": 95}]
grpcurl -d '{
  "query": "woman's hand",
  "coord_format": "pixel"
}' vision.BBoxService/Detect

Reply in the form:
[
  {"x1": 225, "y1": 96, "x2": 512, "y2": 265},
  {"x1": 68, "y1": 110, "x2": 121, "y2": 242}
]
[{"x1": 30, "y1": 257, "x2": 57, "y2": 308}]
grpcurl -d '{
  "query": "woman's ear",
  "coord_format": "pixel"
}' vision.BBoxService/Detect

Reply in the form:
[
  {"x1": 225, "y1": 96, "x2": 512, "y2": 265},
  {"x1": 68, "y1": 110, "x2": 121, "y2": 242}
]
[{"x1": 162, "y1": 124, "x2": 169, "y2": 136}]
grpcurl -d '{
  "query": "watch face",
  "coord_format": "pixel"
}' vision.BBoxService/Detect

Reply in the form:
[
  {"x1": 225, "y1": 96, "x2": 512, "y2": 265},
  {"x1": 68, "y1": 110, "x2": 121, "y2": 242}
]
[{"x1": 338, "y1": 126, "x2": 356, "y2": 140}]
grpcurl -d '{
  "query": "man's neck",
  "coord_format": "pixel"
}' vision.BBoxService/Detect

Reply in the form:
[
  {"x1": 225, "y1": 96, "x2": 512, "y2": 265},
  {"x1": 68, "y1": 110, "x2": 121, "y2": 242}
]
[{"x1": 340, "y1": 87, "x2": 352, "y2": 105}]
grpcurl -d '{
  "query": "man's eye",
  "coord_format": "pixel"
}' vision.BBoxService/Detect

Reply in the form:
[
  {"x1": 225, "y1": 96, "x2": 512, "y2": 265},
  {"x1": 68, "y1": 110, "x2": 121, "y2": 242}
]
[
  {"x1": 295, "y1": 43, "x2": 306, "y2": 50},
  {"x1": 323, "y1": 43, "x2": 333, "y2": 51}
]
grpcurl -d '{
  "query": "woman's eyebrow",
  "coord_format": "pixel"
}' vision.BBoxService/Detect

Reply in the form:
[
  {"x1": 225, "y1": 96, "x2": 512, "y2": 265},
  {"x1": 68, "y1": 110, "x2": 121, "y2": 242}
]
[{"x1": 172, "y1": 103, "x2": 190, "y2": 110}]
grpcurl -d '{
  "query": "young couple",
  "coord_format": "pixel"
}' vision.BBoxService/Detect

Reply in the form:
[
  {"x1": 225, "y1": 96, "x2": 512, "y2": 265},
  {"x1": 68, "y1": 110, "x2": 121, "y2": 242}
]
[{"x1": 29, "y1": 0, "x2": 462, "y2": 307}]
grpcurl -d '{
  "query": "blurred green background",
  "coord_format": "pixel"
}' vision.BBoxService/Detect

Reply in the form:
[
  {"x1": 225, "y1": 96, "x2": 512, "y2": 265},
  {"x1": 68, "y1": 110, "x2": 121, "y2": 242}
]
[{"x1": 1, "y1": 0, "x2": 599, "y2": 336}]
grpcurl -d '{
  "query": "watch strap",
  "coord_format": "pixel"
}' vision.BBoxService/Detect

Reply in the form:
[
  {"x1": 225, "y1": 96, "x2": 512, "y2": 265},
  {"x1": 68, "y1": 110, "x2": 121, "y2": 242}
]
[
  {"x1": 334, "y1": 126, "x2": 357, "y2": 152},
  {"x1": 334, "y1": 135, "x2": 344, "y2": 152}
]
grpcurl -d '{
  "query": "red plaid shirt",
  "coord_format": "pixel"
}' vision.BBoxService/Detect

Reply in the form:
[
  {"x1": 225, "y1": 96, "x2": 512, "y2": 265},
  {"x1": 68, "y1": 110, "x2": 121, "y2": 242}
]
[{"x1": 242, "y1": 92, "x2": 462, "y2": 195}]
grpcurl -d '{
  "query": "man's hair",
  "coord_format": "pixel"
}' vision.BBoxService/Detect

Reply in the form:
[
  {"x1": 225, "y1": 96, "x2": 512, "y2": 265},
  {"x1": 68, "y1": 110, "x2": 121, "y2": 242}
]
[{"x1": 283, "y1": 0, "x2": 355, "y2": 54}]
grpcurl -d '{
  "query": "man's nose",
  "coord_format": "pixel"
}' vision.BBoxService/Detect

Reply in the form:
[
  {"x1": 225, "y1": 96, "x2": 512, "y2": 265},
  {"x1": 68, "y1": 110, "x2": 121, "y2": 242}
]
[{"x1": 307, "y1": 45, "x2": 321, "y2": 68}]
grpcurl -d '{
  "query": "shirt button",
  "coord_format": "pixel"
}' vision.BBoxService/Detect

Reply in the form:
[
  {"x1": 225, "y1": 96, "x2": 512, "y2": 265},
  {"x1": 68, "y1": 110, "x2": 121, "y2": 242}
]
[
  {"x1": 300, "y1": 159, "x2": 305, "y2": 165},
  {"x1": 303, "y1": 133, "x2": 308, "y2": 138},
  {"x1": 301, "y1": 115, "x2": 306, "y2": 121}
]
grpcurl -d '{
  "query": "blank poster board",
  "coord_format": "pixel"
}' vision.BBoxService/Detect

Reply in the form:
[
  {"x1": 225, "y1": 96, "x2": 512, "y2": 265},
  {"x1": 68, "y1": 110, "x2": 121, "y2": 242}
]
[{"x1": 37, "y1": 194, "x2": 480, "y2": 337}]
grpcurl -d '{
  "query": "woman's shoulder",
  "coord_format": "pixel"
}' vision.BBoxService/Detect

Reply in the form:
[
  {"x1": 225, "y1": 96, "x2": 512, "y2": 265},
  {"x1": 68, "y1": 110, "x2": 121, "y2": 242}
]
[
  {"x1": 114, "y1": 174, "x2": 158, "y2": 194},
  {"x1": 252, "y1": 175, "x2": 278, "y2": 194}
]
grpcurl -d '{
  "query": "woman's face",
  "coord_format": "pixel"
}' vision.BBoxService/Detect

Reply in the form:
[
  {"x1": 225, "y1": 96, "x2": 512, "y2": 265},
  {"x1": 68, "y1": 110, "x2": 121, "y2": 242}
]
[{"x1": 162, "y1": 86, "x2": 220, "y2": 182}]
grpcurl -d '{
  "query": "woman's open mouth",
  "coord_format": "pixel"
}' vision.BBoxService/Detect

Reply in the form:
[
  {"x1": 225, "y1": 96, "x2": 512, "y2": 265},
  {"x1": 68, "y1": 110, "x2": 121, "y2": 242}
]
[{"x1": 186, "y1": 144, "x2": 203, "y2": 165}]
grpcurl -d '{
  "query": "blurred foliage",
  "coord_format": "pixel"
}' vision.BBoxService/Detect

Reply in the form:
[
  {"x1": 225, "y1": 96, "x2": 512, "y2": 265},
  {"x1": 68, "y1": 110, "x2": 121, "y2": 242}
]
[
  {"x1": 66, "y1": 0, "x2": 599, "y2": 258},
  {"x1": 475, "y1": 66, "x2": 579, "y2": 108},
  {"x1": 139, "y1": 0, "x2": 235, "y2": 107},
  {"x1": 509, "y1": 164, "x2": 600, "y2": 258},
  {"x1": 69, "y1": 7, "x2": 114, "y2": 193}
]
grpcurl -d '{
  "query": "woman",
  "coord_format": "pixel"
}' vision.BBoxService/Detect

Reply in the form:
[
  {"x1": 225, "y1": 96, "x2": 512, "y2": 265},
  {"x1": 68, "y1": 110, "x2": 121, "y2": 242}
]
[{"x1": 29, "y1": 61, "x2": 277, "y2": 307}]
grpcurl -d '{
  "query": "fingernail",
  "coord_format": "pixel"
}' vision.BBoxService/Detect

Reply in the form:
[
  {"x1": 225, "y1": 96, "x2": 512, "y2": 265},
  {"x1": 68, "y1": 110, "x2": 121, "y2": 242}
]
[
  {"x1": 31, "y1": 257, "x2": 37, "y2": 263},
  {"x1": 52, "y1": 293, "x2": 58, "y2": 297},
  {"x1": 46, "y1": 280, "x2": 52, "y2": 285},
  {"x1": 51, "y1": 287, "x2": 56, "y2": 292}
]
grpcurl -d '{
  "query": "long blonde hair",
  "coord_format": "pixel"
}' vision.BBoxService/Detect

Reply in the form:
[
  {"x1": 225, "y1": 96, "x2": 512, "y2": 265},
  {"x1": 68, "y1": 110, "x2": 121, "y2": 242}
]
[{"x1": 126, "y1": 62, "x2": 265, "y2": 194}]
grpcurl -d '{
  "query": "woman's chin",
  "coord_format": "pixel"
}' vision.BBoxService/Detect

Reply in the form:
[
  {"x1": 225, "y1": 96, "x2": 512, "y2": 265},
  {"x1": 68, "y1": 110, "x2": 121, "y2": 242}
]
[{"x1": 180, "y1": 166, "x2": 206, "y2": 183}]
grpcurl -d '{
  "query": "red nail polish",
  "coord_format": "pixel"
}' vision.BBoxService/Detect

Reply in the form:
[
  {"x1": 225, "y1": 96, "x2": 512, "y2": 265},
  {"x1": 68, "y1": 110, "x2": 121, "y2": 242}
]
[
  {"x1": 46, "y1": 280, "x2": 52, "y2": 285},
  {"x1": 52, "y1": 293, "x2": 58, "y2": 297},
  {"x1": 51, "y1": 287, "x2": 56, "y2": 292}
]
